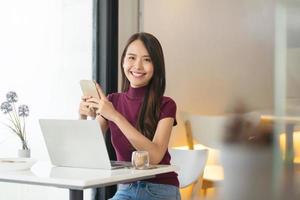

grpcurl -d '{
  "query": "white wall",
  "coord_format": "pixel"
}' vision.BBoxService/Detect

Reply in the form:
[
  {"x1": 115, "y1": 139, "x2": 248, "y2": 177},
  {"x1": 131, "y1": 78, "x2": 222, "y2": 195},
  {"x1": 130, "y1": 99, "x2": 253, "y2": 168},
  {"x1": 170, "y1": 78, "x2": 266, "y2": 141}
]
[
  {"x1": 118, "y1": 0, "x2": 139, "y2": 89},
  {"x1": 141, "y1": 0, "x2": 275, "y2": 146},
  {"x1": 0, "y1": 0, "x2": 93, "y2": 199}
]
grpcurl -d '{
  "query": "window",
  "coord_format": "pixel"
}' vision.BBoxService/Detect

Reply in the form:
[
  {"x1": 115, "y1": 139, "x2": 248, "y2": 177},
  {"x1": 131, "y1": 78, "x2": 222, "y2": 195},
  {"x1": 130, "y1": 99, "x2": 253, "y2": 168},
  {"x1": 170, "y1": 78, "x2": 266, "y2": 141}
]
[{"x1": 0, "y1": 1, "x2": 93, "y2": 199}]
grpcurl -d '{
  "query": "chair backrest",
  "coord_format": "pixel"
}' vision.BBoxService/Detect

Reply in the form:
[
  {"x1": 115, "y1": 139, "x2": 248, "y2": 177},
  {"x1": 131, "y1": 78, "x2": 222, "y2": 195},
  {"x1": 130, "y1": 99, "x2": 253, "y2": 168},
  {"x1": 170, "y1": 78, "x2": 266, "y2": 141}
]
[
  {"x1": 181, "y1": 111, "x2": 262, "y2": 149},
  {"x1": 169, "y1": 148, "x2": 208, "y2": 188},
  {"x1": 182, "y1": 112, "x2": 229, "y2": 149}
]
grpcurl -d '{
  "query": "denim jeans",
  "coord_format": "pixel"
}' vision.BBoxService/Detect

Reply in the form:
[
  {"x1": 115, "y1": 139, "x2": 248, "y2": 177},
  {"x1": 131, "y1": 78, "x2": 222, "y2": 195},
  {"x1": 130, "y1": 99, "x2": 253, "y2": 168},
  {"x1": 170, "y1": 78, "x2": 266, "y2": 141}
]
[{"x1": 110, "y1": 181, "x2": 181, "y2": 200}]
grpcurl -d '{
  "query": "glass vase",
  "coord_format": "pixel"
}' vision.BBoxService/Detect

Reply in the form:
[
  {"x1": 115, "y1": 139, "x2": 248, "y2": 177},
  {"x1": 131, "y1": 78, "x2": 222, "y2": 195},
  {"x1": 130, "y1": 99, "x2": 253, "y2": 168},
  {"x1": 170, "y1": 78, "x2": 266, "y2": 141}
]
[{"x1": 18, "y1": 148, "x2": 31, "y2": 158}]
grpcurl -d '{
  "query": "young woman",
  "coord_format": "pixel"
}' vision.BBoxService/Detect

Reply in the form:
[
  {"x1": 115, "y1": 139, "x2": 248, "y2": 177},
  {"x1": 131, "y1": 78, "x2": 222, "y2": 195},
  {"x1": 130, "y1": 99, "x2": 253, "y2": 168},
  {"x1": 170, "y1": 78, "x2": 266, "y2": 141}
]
[{"x1": 79, "y1": 32, "x2": 180, "y2": 200}]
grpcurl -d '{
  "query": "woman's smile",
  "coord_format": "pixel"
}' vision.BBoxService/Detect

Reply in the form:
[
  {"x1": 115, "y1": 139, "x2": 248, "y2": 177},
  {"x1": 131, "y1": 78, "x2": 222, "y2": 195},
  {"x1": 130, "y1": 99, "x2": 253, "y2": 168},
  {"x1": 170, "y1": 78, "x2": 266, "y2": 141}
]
[{"x1": 130, "y1": 71, "x2": 146, "y2": 78}]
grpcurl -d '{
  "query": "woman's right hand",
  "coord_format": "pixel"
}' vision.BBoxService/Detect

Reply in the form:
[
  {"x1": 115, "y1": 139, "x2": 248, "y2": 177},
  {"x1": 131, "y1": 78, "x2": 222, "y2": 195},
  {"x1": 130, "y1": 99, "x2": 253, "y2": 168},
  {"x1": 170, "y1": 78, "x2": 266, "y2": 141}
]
[{"x1": 79, "y1": 96, "x2": 96, "y2": 119}]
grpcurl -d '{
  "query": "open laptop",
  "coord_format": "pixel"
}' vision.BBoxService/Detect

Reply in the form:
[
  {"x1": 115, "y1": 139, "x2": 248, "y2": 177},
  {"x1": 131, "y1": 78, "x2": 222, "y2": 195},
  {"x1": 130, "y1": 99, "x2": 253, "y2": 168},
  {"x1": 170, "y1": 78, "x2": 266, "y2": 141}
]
[{"x1": 39, "y1": 119, "x2": 131, "y2": 169}]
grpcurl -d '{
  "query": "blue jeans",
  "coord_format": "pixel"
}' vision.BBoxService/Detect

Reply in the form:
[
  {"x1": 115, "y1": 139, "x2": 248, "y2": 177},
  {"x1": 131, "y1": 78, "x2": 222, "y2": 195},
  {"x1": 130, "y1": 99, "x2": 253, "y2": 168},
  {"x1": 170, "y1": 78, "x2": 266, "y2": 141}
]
[{"x1": 110, "y1": 181, "x2": 181, "y2": 200}]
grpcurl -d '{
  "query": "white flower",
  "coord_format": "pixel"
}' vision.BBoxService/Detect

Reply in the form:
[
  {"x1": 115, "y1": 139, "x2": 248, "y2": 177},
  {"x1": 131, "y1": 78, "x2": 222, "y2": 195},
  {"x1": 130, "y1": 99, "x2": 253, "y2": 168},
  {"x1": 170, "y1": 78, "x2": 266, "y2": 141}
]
[
  {"x1": 1, "y1": 102, "x2": 12, "y2": 114},
  {"x1": 18, "y1": 105, "x2": 29, "y2": 117},
  {"x1": 6, "y1": 91, "x2": 18, "y2": 103}
]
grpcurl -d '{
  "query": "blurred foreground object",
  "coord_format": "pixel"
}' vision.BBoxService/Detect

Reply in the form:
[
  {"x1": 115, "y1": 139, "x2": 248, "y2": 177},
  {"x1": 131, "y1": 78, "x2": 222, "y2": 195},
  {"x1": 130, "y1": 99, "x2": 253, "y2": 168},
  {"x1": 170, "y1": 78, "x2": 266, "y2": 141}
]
[{"x1": 220, "y1": 103, "x2": 274, "y2": 200}]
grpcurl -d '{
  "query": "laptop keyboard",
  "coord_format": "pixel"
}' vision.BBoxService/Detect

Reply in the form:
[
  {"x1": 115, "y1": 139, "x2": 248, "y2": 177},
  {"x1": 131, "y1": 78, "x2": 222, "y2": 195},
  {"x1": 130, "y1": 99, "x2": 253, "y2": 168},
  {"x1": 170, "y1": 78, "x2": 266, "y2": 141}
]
[{"x1": 110, "y1": 161, "x2": 132, "y2": 168}]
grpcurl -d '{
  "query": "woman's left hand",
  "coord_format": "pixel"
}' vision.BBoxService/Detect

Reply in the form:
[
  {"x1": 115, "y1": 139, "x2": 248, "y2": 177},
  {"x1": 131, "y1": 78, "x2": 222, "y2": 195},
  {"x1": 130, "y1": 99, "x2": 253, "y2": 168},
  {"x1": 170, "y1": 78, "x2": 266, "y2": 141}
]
[{"x1": 86, "y1": 84, "x2": 119, "y2": 122}]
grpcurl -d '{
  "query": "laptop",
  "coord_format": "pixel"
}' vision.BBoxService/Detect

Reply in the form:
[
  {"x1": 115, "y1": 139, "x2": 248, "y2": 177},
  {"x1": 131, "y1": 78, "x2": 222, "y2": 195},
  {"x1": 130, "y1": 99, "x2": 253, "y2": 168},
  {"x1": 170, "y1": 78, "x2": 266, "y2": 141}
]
[{"x1": 39, "y1": 119, "x2": 131, "y2": 169}]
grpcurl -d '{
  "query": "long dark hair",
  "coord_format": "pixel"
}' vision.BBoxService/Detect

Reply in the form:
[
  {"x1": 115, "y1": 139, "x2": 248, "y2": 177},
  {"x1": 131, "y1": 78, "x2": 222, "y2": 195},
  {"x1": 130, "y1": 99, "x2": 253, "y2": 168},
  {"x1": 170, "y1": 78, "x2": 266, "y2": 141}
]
[{"x1": 120, "y1": 32, "x2": 166, "y2": 140}]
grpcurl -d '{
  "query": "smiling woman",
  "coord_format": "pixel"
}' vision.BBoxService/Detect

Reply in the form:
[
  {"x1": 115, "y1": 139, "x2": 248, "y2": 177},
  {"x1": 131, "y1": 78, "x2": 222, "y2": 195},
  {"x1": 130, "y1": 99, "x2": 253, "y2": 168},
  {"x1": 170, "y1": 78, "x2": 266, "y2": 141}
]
[{"x1": 79, "y1": 32, "x2": 180, "y2": 200}]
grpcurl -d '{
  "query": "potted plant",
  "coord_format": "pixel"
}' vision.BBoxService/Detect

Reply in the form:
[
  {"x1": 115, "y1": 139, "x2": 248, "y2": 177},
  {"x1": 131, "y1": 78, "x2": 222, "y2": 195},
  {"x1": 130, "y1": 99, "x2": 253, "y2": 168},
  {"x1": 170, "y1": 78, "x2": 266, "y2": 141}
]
[{"x1": 1, "y1": 91, "x2": 30, "y2": 157}]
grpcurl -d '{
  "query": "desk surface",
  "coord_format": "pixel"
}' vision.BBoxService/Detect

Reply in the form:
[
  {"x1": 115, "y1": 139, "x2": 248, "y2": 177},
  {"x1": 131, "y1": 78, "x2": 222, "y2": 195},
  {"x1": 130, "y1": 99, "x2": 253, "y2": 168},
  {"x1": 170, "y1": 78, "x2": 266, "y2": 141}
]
[{"x1": 0, "y1": 161, "x2": 178, "y2": 190}]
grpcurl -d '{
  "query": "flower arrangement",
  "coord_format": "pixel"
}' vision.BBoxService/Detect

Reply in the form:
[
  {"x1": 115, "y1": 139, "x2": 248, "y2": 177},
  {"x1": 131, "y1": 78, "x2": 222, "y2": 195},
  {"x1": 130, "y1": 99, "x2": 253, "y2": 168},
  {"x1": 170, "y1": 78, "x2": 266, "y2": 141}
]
[{"x1": 1, "y1": 91, "x2": 30, "y2": 150}]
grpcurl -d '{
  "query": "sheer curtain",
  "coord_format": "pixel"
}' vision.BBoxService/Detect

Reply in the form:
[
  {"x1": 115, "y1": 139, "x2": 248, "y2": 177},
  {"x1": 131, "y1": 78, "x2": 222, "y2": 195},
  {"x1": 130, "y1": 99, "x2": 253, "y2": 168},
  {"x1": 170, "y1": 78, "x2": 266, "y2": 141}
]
[{"x1": 0, "y1": 0, "x2": 93, "y2": 199}]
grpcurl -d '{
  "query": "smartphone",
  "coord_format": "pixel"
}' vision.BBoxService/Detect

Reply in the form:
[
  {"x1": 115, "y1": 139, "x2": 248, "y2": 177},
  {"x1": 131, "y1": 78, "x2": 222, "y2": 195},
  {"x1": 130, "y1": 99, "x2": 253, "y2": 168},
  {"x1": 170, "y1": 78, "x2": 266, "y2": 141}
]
[{"x1": 79, "y1": 80, "x2": 100, "y2": 99}]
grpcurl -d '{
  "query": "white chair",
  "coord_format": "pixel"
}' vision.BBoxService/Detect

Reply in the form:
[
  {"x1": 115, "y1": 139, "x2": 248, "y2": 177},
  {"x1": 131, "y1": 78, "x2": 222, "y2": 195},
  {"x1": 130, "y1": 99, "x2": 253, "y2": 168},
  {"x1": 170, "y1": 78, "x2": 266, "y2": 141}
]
[
  {"x1": 181, "y1": 112, "x2": 228, "y2": 196},
  {"x1": 169, "y1": 148, "x2": 208, "y2": 199}
]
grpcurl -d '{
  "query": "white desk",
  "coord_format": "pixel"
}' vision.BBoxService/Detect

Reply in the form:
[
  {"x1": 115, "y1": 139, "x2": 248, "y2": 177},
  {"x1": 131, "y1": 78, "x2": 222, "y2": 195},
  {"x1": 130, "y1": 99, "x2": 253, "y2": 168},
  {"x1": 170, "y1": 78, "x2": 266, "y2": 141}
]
[{"x1": 0, "y1": 161, "x2": 178, "y2": 200}]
